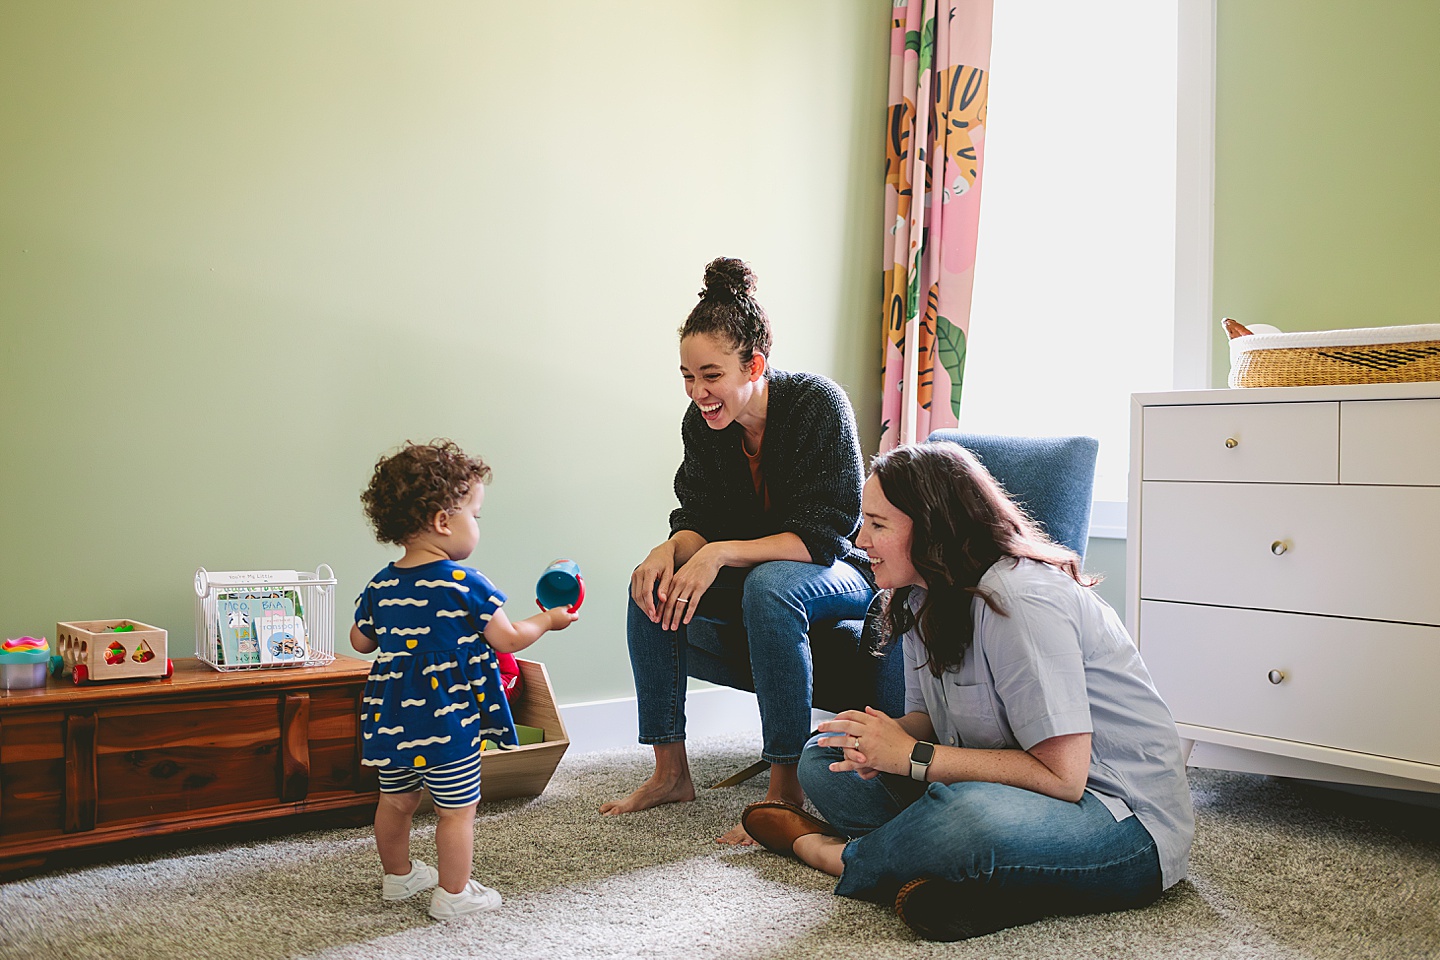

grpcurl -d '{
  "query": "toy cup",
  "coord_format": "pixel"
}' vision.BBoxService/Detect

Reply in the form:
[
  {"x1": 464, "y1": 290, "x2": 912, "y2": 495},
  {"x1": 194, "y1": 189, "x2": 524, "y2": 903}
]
[{"x1": 536, "y1": 559, "x2": 585, "y2": 612}]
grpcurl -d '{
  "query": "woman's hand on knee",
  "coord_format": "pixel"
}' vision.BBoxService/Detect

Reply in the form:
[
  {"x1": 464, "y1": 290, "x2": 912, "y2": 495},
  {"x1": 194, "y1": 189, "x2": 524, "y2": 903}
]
[
  {"x1": 817, "y1": 706, "x2": 912, "y2": 777},
  {"x1": 814, "y1": 732, "x2": 882, "y2": 779},
  {"x1": 631, "y1": 543, "x2": 677, "y2": 622},
  {"x1": 661, "y1": 547, "x2": 723, "y2": 631},
  {"x1": 830, "y1": 756, "x2": 883, "y2": 779}
]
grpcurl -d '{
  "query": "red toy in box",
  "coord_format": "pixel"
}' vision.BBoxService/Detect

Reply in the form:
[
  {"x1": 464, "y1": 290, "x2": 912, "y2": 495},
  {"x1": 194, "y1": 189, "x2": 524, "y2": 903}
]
[{"x1": 496, "y1": 650, "x2": 522, "y2": 701}]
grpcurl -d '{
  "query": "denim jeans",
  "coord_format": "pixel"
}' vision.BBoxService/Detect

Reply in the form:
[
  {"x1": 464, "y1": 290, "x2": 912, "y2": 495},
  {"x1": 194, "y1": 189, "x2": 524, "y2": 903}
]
[
  {"x1": 798, "y1": 741, "x2": 1162, "y2": 921},
  {"x1": 627, "y1": 560, "x2": 873, "y2": 764}
]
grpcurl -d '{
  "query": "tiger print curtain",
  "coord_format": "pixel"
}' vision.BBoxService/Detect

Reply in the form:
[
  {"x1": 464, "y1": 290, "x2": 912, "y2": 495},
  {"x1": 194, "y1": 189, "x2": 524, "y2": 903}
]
[{"x1": 878, "y1": 0, "x2": 993, "y2": 451}]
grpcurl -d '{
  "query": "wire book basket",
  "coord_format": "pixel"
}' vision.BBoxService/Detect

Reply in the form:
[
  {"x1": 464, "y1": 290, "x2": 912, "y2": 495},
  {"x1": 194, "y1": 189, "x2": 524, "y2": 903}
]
[{"x1": 194, "y1": 566, "x2": 336, "y2": 671}]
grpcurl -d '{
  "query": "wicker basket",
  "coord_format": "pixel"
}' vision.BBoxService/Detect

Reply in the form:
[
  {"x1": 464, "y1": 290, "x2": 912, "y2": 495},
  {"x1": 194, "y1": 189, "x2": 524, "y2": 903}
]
[{"x1": 1228, "y1": 323, "x2": 1440, "y2": 388}]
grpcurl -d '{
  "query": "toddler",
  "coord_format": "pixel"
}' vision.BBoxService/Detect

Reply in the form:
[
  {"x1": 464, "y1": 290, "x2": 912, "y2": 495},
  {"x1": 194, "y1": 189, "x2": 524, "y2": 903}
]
[{"x1": 351, "y1": 440, "x2": 578, "y2": 920}]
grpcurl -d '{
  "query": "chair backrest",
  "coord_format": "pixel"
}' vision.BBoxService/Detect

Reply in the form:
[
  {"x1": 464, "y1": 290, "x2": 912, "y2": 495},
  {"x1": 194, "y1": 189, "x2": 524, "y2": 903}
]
[{"x1": 925, "y1": 430, "x2": 1098, "y2": 561}]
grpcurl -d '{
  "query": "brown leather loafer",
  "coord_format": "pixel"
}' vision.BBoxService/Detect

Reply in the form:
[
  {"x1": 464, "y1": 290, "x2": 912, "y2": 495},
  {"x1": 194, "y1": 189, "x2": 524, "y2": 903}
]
[
  {"x1": 895, "y1": 877, "x2": 980, "y2": 941},
  {"x1": 740, "y1": 801, "x2": 841, "y2": 858},
  {"x1": 895, "y1": 876, "x2": 1041, "y2": 941}
]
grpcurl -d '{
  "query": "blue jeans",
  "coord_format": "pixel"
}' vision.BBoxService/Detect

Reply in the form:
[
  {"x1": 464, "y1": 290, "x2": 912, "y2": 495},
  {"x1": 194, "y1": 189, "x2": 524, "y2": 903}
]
[
  {"x1": 799, "y1": 741, "x2": 1162, "y2": 920},
  {"x1": 627, "y1": 560, "x2": 873, "y2": 764}
]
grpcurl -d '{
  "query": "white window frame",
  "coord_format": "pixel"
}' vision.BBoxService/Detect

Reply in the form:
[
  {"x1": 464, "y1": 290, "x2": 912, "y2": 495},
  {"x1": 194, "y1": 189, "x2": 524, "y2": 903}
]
[
  {"x1": 1174, "y1": 0, "x2": 1217, "y2": 394},
  {"x1": 1090, "y1": 0, "x2": 1214, "y2": 541}
]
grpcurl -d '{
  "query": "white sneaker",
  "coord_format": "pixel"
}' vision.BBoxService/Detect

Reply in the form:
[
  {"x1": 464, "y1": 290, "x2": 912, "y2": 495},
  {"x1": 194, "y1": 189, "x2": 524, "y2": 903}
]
[
  {"x1": 382, "y1": 860, "x2": 439, "y2": 901},
  {"x1": 428, "y1": 879, "x2": 503, "y2": 920}
]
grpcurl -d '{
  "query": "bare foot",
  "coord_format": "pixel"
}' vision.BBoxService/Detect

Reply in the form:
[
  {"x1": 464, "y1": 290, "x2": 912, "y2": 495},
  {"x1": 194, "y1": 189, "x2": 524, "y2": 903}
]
[
  {"x1": 717, "y1": 761, "x2": 803, "y2": 845},
  {"x1": 793, "y1": 833, "x2": 847, "y2": 876},
  {"x1": 717, "y1": 822, "x2": 755, "y2": 845},
  {"x1": 599, "y1": 774, "x2": 696, "y2": 815}
]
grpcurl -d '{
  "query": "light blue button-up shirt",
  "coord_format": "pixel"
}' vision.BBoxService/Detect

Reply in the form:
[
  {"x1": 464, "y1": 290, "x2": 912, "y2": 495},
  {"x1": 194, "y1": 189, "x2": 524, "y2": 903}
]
[{"x1": 903, "y1": 558, "x2": 1195, "y2": 889}]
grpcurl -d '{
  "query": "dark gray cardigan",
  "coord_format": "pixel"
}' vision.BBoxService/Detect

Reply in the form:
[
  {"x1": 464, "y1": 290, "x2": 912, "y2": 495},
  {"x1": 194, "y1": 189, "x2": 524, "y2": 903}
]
[{"x1": 669, "y1": 368, "x2": 869, "y2": 573}]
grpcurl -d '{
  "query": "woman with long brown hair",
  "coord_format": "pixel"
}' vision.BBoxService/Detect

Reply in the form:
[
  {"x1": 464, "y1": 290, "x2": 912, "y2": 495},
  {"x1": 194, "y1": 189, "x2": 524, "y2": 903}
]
[{"x1": 742, "y1": 442, "x2": 1194, "y2": 940}]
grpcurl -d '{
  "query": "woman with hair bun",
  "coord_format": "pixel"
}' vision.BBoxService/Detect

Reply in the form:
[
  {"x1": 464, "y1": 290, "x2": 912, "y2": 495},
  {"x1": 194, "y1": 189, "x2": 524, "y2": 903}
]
[
  {"x1": 599, "y1": 257, "x2": 874, "y2": 844},
  {"x1": 739, "y1": 442, "x2": 1194, "y2": 941}
]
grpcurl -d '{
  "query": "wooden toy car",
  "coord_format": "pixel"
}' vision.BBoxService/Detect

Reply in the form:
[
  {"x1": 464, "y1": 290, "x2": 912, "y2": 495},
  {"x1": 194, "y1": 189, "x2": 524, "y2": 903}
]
[{"x1": 55, "y1": 619, "x2": 172, "y2": 684}]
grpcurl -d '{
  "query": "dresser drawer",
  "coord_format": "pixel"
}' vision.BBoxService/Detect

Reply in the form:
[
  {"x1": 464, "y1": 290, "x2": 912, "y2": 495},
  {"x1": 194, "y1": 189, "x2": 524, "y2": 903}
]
[
  {"x1": 1139, "y1": 601, "x2": 1440, "y2": 766},
  {"x1": 1341, "y1": 398, "x2": 1440, "y2": 485},
  {"x1": 1142, "y1": 402, "x2": 1338, "y2": 483},
  {"x1": 1138, "y1": 481, "x2": 1440, "y2": 626}
]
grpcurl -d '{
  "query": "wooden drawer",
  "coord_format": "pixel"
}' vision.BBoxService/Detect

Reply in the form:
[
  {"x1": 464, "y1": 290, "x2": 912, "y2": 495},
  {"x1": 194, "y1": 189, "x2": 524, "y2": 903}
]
[
  {"x1": 1139, "y1": 601, "x2": 1440, "y2": 766},
  {"x1": 94, "y1": 695, "x2": 284, "y2": 826},
  {"x1": 1142, "y1": 402, "x2": 1338, "y2": 483},
  {"x1": 1138, "y1": 481, "x2": 1440, "y2": 626},
  {"x1": 1341, "y1": 398, "x2": 1440, "y2": 485}
]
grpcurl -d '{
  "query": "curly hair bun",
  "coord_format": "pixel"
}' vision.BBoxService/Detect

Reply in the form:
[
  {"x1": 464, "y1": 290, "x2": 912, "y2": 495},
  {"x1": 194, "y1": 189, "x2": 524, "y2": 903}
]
[{"x1": 700, "y1": 257, "x2": 756, "y2": 302}]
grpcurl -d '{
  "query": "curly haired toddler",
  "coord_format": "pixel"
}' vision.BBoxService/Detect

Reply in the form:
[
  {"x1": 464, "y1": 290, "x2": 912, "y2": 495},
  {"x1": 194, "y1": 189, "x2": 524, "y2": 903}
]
[{"x1": 351, "y1": 440, "x2": 578, "y2": 920}]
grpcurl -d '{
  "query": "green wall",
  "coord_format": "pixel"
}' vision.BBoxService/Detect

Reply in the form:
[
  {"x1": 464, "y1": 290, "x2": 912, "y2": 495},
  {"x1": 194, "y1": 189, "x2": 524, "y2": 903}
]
[
  {"x1": 1083, "y1": 537, "x2": 1126, "y2": 616},
  {"x1": 1212, "y1": 0, "x2": 1440, "y2": 383},
  {"x1": 1090, "y1": 1, "x2": 1440, "y2": 608},
  {"x1": 16, "y1": 2, "x2": 1424, "y2": 703},
  {"x1": 0, "y1": 1, "x2": 889, "y2": 703}
]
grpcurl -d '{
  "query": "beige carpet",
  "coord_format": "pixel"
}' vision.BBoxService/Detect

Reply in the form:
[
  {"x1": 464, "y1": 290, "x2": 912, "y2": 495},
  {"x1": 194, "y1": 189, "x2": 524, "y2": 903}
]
[{"x1": 2, "y1": 734, "x2": 1437, "y2": 960}]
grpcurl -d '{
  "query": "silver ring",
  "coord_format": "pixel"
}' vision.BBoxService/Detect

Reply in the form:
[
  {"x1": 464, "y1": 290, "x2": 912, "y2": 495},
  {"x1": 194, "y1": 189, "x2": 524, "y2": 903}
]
[
  {"x1": 675, "y1": 598, "x2": 690, "y2": 604},
  {"x1": 851, "y1": 737, "x2": 859, "y2": 749}
]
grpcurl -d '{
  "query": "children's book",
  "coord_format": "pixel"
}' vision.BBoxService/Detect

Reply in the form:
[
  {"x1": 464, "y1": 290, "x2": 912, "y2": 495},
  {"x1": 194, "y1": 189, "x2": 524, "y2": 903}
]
[
  {"x1": 216, "y1": 596, "x2": 260, "y2": 665},
  {"x1": 217, "y1": 592, "x2": 301, "y2": 666},
  {"x1": 256, "y1": 610, "x2": 308, "y2": 663}
]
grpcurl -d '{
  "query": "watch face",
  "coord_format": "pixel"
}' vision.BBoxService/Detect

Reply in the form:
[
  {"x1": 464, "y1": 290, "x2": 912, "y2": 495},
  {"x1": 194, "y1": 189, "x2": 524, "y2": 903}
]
[{"x1": 911, "y1": 741, "x2": 936, "y2": 763}]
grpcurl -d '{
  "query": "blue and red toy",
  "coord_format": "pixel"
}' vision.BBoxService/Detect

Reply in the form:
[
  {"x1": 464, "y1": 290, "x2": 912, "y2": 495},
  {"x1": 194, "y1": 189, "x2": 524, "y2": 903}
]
[{"x1": 535, "y1": 559, "x2": 584, "y2": 613}]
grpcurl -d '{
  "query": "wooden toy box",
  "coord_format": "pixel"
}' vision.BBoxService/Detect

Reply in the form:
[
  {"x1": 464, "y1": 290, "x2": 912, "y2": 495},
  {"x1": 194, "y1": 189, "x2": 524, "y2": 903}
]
[
  {"x1": 478, "y1": 659, "x2": 569, "y2": 802},
  {"x1": 55, "y1": 620, "x2": 170, "y2": 683},
  {"x1": 407, "y1": 659, "x2": 567, "y2": 808}
]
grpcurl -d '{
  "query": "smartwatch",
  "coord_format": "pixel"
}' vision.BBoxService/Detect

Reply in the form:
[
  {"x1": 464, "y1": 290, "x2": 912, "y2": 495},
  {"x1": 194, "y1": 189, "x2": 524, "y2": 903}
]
[{"x1": 909, "y1": 741, "x2": 936, "y2": 782}]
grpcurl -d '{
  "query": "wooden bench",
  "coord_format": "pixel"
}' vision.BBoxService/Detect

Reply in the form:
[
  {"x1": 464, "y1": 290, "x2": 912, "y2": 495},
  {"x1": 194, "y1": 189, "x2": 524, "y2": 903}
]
[
  {"x1": 0, "y1": 656, "x2": 379, "y2": 879},
  {"x1": 0, "y1": 655, "x2": 571, "y2": 879}
]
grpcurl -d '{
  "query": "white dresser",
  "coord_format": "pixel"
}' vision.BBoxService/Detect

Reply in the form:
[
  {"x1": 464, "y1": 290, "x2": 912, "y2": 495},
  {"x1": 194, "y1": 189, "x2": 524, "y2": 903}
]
[{"x1": 1126, "y1": 381, "x2": 1440, "y2": 794}]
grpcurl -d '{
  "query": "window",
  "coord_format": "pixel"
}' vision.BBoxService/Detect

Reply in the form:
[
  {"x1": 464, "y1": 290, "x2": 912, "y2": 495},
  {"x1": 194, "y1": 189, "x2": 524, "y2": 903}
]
[{"x1": 958, "y1": 0, "x2": 1182, "y2": 533}]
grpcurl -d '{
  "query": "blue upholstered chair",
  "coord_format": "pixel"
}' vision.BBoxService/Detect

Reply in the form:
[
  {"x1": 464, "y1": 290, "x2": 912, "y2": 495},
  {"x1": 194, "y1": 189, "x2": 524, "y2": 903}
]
[
  {"x1": 689, "y1": 431, "x2": 1098, "y2": 786},
  {"x1": 925, "y1": 431, "x2": 1099, "y2": 558}
]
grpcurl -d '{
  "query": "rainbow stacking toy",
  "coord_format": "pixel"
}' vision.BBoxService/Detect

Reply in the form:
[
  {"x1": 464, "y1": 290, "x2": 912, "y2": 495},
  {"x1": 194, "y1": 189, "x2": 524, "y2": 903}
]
[{"x1": 0, "y1": 636, "x2": 52, "y2": 690}]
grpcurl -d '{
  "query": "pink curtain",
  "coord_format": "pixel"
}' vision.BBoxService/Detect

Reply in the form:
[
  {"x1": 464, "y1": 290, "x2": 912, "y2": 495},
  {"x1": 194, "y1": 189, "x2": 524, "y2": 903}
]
[{"x1": 878, "y1": 0, "x2": 994, "y2": 451}]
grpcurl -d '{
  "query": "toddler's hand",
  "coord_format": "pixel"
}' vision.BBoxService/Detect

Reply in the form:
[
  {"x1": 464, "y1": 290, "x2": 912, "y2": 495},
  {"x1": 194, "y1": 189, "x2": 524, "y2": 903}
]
[{"x1": 543, "y1": 606, "x2": 579, "y2": 631}]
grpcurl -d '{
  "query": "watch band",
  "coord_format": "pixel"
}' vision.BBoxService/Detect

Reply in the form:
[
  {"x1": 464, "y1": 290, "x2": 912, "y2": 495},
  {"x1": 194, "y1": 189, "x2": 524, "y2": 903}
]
[{"x1": 909, "y1": 741, "x2": 936, "y2": 781}]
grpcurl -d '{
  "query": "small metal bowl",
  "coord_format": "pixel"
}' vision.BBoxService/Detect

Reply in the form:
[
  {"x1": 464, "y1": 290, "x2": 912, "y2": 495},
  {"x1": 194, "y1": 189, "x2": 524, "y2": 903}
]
[{"x1": 0, "y1": 661, "x2": 50, "y2": 690}]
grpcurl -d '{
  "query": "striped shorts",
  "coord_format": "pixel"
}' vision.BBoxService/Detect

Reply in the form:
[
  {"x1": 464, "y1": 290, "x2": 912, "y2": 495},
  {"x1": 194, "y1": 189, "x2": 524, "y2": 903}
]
[{"x1": 376, "y1": 750, "x2": 481, "y2": 808}]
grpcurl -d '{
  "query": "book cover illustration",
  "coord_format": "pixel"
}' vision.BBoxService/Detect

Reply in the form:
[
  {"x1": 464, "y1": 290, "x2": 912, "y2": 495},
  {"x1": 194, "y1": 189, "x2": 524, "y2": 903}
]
[
  {"x1": 216, "y1": 591, "x2": 302, "y2": 665},
  {"x1": 256, "y1": 609, "x2": 308, "y2": 663},
  {"x1": 217, "y1": 597, "x2": 260, "y2": 665}
]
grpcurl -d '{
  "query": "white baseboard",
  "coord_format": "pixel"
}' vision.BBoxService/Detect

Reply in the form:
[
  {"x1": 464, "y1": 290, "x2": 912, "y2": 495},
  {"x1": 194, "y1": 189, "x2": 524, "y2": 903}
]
[
  {"x1": 557, "y1": 687, "x2": 838, "y2": 755},
  {"x1": 558, "y1": 686, "x2": 761, "y2": 754}
]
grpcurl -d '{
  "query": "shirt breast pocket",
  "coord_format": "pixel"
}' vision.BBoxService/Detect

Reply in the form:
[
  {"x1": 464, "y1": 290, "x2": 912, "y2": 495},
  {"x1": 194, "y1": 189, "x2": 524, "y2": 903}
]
[{"x1": 948, "y1": 682, "x2": 1009, "y2": 750}]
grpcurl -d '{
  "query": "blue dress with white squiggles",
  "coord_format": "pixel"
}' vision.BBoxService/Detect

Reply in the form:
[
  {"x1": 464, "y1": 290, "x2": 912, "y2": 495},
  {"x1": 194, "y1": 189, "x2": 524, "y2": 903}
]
[{"x1": 354, "y1": 560, "x2": 518, "y2": 771}]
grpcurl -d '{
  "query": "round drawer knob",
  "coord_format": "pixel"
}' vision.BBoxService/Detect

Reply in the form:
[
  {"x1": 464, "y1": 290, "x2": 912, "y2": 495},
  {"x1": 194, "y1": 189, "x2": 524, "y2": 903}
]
[
  {"x1": 1268, "y1": 669, "x2": 1285, "y2": 685},
  {"x1": 1224, "y1": 437, "x2": 1239, "y2": 449},
  {"x1": 1270, "y1": 540, "x2": 1289, "y2": 556}
]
